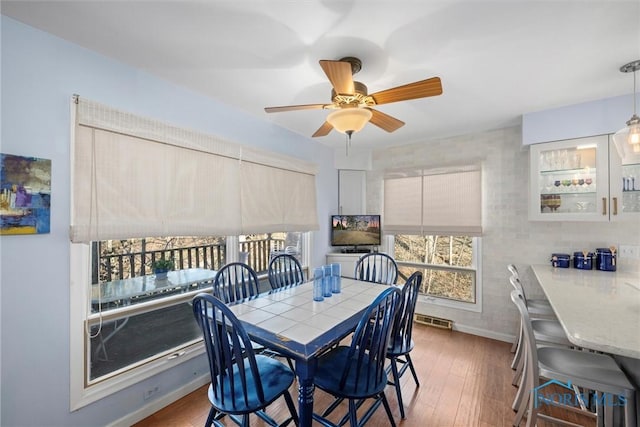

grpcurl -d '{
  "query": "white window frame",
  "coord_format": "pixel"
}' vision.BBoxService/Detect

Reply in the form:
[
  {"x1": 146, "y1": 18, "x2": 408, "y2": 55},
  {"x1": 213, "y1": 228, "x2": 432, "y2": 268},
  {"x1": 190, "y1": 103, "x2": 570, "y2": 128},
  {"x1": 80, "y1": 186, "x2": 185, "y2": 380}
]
[
  {"x1": 69, "y1": 98, "x2": 318, "y2": 409},
  {"x1": 385, "y1": 234, "x2": 482, "y2": 313},
  {"x1": 70, "y1": 242, "x2": 206, "y2": 410},
  {"x1": 70, "y1": 232, "x2": 311, "y2": 410}
]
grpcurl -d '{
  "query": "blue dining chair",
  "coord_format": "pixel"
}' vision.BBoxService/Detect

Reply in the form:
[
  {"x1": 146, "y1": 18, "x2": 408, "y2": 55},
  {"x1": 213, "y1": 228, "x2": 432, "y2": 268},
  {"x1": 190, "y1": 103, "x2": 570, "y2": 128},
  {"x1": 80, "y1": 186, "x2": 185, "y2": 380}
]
[
  {"x1": 313, "y1": 286, "x2": 402, "y2": 427},
  {"x1": 192, "y1": 293, "x2": 299, "y2": 427},
  {"x1": 268, "y1": 254, "x2": 305, "y2": 290},
  {"x1": 213, "y1": 262, "x2": 260, "y2": 303},
  {"x1": 386, "y1": 271, "x2": 422, "y2": 419},
  {"x1": 215, "y1": 261, "x2": 293, "y2": 367},
  {"x1": 354, "y1": 253, "x2": 398, "y2": 285}
]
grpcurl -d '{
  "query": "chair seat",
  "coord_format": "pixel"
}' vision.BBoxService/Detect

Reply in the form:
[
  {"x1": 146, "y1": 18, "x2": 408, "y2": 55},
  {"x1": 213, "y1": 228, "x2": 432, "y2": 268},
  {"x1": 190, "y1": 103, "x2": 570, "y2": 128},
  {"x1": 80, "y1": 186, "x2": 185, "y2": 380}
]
[
  {"x1": 209, "y1": 355, "x2": 295, "y2": 414},
  {"x1": 315, "y1": 346, "x2": 388, "y2": 399},
  {"x1": 537, "y1": 346, "x2": 635, "y2": 396},
  {"x1": 527, "y1": 299, "x2": 555, "y2": 317},
  {"x1": 531, "y1": 319, "x2": 571, "y2": 346},
  {"x1": 387, "y1": 337, "x2": 414, "y2": 357}
]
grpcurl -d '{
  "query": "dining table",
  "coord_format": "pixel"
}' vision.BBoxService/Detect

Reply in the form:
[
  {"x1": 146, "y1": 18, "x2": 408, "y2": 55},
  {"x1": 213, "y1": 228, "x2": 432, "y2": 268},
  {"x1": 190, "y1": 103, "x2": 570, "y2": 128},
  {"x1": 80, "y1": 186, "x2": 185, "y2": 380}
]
[{"x1": 228, "y1": 276, "x2": 393, "y2": 427}]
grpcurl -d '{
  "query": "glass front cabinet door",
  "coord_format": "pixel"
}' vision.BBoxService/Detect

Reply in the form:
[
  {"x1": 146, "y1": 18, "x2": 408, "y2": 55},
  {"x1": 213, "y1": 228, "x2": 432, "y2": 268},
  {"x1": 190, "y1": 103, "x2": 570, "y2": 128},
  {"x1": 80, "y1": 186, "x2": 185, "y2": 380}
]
[
  {"x1": 611, "y1": 135, "x2": 640, "y2": 218},
  {"x1": 528, "y1": 135, "x2": 638, "y2": 221}
]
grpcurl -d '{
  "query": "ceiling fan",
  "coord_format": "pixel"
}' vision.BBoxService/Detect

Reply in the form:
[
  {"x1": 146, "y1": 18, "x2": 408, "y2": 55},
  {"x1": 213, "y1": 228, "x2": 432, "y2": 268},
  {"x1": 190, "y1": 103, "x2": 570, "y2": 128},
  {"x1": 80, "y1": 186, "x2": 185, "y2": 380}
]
[{"x1": 264, "y1": 57, "x2": 443, "y2": 138}]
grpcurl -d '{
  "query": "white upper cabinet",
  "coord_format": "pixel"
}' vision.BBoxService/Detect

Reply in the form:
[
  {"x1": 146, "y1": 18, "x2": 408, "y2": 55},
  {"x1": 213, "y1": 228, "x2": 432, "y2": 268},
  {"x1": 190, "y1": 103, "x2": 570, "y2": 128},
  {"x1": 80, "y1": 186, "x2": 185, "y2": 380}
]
[
  {"x1": 338, "y1": 169, "x2": 366, "y2": 215},
  {"x1": 529, "y1": 135, "x2": 639, "y2": 221}
]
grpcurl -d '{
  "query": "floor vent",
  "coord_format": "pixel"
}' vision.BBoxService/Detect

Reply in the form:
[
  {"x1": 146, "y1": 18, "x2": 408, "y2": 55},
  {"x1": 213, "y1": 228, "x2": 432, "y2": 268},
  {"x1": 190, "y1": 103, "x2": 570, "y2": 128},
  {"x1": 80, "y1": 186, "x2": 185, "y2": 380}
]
[{"x1": 414, "y1": 314, "x2": 453, "y2": 330}]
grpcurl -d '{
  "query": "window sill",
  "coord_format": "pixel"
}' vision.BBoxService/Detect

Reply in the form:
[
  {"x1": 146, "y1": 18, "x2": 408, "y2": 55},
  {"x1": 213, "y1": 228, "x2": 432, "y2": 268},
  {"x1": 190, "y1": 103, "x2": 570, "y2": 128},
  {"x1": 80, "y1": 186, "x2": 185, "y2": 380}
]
[{"x1": 419, "y1": 294, "x2": 482, "y2": 313}]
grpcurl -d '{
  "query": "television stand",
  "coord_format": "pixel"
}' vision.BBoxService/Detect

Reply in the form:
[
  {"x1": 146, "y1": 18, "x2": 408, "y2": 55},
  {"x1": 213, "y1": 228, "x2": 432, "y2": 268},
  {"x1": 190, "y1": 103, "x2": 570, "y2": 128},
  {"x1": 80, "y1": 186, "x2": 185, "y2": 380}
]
[
  {"x1": 341, "y1": 247, "x2": 372, "y2": 254},
  {"x1": 327, "y1": 250, "x2": 380, "y2": 276}
]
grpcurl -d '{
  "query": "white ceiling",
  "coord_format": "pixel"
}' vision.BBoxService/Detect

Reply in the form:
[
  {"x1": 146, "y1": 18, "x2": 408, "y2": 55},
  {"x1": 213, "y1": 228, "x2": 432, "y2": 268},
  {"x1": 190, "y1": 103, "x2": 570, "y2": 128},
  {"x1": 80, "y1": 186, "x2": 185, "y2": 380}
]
[{"x1": 3, "y1": 0, "x2": 640, "y2": 149}]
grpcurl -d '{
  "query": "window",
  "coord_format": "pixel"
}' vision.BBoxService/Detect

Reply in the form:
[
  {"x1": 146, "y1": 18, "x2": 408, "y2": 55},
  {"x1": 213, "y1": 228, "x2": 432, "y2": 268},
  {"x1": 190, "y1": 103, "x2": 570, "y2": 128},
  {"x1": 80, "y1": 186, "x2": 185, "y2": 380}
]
[
  {"x1": 70, "y1": 97, "x2": 318, "y2": 409},
  {"x1": 87, "y1": 236, "x2": 226, "y2": 382},
  {"x1": 383, "y1": 166, "x2": 482, "y2": 310},
  {"x1": 393, "y1": 235, "x2": 479, "y2": 304}
]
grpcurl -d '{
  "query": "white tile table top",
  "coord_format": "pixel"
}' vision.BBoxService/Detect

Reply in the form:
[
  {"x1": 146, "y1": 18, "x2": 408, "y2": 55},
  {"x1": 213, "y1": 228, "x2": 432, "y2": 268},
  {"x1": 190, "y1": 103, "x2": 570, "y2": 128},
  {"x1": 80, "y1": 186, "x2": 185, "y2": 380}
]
[
  {"x1": 531, "y1": 265, "x2": 640, "y2": 359},
  {"x1": 233, "y1": 277, "x2": 389, "y2": 345}
]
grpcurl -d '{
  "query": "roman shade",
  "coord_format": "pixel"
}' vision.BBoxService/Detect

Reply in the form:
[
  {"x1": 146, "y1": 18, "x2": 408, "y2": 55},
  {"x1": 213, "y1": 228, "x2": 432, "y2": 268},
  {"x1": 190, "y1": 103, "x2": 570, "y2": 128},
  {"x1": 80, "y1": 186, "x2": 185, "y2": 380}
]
[
  {"x1": 71, "y1": 96, "x2": 318, "y2": 243},
  {"x1": 383, "y1": 166, "x2": 482, "y2": 236}
]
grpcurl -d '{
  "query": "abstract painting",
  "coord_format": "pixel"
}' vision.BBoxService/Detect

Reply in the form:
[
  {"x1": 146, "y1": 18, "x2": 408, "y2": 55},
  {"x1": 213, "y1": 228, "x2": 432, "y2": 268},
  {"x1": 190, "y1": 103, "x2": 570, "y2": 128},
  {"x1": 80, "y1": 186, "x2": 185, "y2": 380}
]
[{"x1": 0, "y1": 153, "x2": 51, "y2": 235}]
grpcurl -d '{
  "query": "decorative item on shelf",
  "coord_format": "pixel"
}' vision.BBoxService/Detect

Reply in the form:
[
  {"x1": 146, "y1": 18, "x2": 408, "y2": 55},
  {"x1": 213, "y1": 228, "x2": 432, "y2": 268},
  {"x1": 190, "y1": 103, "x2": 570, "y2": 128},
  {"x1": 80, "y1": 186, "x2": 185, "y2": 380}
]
[
  {"x1": 623, "y1": 176, "x2": 637, "y2": 191},
  {"x1": 541, "y1": 194, "x2": 561, "y2": 212},
  {"x1": 613, "y1": 60, "x2": 640, "y2": 159},
  {"x1": 151, "y1": 258, "x2": 174, "y2": 280}
]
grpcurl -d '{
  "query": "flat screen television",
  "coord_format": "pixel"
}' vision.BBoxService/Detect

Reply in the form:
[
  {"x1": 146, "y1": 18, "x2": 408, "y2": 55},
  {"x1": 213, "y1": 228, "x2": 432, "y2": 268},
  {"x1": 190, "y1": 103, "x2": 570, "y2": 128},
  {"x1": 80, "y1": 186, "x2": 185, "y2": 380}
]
[{"x1": 331, "y1": 214, "x2": 381, "y2": 250}]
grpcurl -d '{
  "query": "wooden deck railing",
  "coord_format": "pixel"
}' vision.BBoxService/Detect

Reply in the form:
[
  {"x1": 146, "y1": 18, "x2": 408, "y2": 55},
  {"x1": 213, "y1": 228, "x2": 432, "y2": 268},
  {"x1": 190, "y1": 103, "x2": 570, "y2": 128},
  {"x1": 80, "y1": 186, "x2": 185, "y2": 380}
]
[{"x1": 95, "y1": 236, "x2": 285, "y2": 283}]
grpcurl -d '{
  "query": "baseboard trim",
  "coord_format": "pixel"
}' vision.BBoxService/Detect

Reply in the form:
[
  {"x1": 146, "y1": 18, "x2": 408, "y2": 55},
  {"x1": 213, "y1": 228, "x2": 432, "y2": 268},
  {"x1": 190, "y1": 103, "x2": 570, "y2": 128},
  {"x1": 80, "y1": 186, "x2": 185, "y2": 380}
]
[
  {"x1": 107, "y1": 374, "x2": 210, "y2": 427},
  {"x1": 451, "y1": 323, "x2": 515, "y2": 344}
]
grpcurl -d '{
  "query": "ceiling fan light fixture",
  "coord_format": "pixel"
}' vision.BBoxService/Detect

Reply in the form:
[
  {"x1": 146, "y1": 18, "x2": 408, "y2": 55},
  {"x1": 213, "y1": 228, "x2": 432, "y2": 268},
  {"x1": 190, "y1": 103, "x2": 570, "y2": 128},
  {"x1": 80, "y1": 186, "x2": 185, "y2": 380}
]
[
  {"x1": 613, "y1": 60, "x2": 640, "y2": 158},
  {"x1": 326, "y1": 108, "x2": 372, "y2": 134}
]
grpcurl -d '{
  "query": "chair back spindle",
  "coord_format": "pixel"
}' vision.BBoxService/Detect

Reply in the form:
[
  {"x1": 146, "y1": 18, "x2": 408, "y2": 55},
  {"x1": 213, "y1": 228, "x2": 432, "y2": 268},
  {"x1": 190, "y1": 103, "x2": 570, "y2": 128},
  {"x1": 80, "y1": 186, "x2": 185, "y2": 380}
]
[
  {"x1": 390, "y1": 271, "x2": 422, "y2": 352},
  {"x1": 213, "y1": 262, "x2": 260, "y2": 303},
  {"x1": 268, "y1": 254, "x2": 304, "y2": 290},
  {"x1": 354, "y1": 253, "x2": 398, "y2": 285}
]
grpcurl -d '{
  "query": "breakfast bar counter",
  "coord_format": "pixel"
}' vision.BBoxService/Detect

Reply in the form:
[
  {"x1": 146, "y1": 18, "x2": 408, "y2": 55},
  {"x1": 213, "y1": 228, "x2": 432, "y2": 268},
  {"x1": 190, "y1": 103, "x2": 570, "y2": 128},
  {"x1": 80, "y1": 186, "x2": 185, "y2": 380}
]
[{"x1": 531, "y1": 264, "x2": 640, "y2": 359}]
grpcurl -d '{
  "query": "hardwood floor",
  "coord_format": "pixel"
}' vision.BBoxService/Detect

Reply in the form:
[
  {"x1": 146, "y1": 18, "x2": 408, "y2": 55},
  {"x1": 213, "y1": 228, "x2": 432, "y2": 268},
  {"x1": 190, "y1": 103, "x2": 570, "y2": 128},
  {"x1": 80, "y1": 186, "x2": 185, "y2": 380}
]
[{"x1": 134, "y1": 324, "x2": 595, "y2": 427}]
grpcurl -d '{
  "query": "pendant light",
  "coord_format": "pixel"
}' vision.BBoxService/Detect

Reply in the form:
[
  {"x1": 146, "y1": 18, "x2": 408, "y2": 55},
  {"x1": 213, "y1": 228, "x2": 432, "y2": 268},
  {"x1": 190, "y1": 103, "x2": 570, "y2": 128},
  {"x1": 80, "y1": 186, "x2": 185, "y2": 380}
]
[{"x1": 613, "y1": 60, "x2": 640, "y2": 159}]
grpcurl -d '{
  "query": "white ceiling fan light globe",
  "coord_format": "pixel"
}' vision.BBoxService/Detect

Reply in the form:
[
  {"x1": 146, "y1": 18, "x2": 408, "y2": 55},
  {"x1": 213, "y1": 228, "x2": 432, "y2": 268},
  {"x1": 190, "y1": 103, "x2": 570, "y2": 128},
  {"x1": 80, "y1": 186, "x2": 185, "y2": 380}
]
[{"x1": 326, "y1": 108, "x2": 373, "y2": 134}]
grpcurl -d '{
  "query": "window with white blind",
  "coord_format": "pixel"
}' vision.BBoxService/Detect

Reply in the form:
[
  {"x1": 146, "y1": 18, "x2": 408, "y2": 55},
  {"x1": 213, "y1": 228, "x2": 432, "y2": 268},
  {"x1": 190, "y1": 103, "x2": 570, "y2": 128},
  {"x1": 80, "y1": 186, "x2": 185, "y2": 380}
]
[
  {"x1": 383, "y1": 166, "x2": 482, "y2": 236},
  {"x1": 384, "y1": 166, "x2": 482, "y2": 310},
  {"x1": 70, "y1": 96, "x2": 318, "y2": 409}
]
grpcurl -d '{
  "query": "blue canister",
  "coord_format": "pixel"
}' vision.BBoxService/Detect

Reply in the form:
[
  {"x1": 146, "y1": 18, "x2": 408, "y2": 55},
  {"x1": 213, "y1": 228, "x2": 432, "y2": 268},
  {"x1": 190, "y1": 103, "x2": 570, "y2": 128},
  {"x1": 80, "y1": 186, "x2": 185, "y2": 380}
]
[
  {"x1": 313, "y1": 267, "x2": 324, "y2": 301},
  {"x1": 595, "y1": 248, "x2": 616, "y2": 272},
  {"x1": 573, "y1": 251, "x2": 593, "y2": 270},
  {"x1": 550, "y1": 253, "x2": 571, "y2": 268}
]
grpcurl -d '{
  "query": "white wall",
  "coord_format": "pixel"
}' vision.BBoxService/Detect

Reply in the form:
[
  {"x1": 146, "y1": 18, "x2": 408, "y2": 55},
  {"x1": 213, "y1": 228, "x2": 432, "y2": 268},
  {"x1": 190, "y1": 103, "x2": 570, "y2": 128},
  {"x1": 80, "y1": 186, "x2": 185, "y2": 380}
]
[
  {"x1": 367, "y1": 126, "x2": 640, "y2": 341},
  {"x1": 0, "y1": 16, "x2": 336, "y2": 426},
  {"x1": 522, "y1": 93, "x2": 635, "y2": 145}
]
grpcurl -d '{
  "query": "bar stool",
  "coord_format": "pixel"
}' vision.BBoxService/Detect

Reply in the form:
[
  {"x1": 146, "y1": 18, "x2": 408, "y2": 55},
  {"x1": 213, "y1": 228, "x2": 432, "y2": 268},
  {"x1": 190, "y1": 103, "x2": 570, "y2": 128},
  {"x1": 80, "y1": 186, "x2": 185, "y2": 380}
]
[
  {"x1": 508, "y1": 267, "x2": 557, "y2": 374},
  {"x1": 510, "y1": 290, "x2": 636, "y2": 427},
  {"x1": 510, "y1": 289, "x2": 574, "y2": 411}
]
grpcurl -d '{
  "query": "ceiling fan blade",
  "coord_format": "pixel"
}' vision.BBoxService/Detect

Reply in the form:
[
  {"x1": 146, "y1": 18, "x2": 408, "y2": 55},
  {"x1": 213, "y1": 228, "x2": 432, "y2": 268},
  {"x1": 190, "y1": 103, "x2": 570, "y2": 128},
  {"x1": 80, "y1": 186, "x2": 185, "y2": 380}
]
[
  {"x1": 367, "y1": 108, "x2": 405, "y2": 132},
  {"x1": 264, "y1": 104, "x2": 328, "y2": 113},
  {"x1": 370, "y1": 77, "x2": 442, "y2": 105},
  {"x1": 312, "y1": 121, "x2": 333, "y2": 137},
  {"x1": 319, "y1": 60, "x2": 355, "y2": 95}
]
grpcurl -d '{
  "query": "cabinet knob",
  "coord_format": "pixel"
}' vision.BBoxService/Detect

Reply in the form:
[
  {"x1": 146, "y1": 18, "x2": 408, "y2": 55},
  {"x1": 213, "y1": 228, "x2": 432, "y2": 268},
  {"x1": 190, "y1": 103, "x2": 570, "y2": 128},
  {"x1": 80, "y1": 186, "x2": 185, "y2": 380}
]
[
  {"x1": 602, "y1": 198, "x2": 607, "y2": 216},
  {"x1": 612, "y1": 197, "x2": 618, "y2": 216}
]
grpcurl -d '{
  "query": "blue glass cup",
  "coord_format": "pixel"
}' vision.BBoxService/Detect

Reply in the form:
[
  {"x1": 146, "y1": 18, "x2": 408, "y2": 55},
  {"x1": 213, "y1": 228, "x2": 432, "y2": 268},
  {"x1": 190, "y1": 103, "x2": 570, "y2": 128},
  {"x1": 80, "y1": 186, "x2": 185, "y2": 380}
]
[
  {"x1": 322, "y1": 265, "x2": 333, "y2": 297},
  {"x1": 313, "y1": 267, "x2": 324, "y2": 301},
  {"x1": 331, "y1": 263, "x2": 341, "y2": 293}
]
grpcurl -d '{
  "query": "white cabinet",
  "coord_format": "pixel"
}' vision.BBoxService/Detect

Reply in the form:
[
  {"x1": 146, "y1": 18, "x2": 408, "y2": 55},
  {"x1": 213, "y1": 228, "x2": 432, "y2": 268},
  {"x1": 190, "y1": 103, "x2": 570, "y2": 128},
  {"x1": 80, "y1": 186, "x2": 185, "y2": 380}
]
[
  {"x1": 338, "y1": 170, "x2": 366, "y2": 215},
  {"x1": 529, "y1": 135, "x2": 640, "y2": 221},
  {"x1": 326, "y1": 252, "x2": 364, "y2": 278}
]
